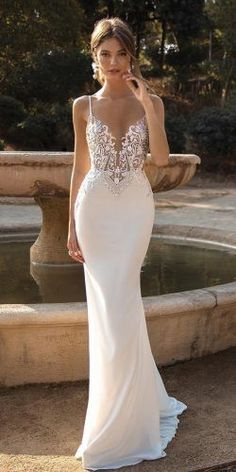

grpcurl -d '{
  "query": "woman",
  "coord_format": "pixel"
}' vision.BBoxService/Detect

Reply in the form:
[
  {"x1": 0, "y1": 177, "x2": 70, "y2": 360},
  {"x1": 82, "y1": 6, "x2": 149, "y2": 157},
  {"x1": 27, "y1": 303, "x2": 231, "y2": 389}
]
[{"x1": 67, "y1": 16, "x2": 187, "y2": 471}]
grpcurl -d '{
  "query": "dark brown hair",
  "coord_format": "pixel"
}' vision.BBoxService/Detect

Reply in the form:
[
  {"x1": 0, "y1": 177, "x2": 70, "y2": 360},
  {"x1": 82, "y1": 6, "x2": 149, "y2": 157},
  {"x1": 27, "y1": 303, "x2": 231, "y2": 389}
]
[{"x1": 90, "y1": 17, "x2": 150, "y2": 89}]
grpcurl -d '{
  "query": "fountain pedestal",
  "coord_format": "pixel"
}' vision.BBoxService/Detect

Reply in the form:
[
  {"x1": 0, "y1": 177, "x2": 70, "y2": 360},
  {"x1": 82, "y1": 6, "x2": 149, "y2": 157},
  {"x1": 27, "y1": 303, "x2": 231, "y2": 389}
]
[{"x1": 30, "y1": 195, "x2": 72, "y2": 265}]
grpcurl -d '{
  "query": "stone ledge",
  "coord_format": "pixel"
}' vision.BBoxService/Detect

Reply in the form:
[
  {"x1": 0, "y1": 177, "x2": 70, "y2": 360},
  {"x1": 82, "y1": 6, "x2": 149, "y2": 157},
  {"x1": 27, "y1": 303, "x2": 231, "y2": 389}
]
[
  {"x1": 0, "y1": 151, "x2": 74, "y2": 167},
  {"x1": 1, "y1": 281, "x2": 236, "y2": 328},
  {"x1": 0, "y1": 151, "x2": 200, "y2": 167},
  {"x1": 153, "y1": 224, "x2": 236, "y2": 249},
  {"x1": 0, "y1": 282, "x2": 235, "y2": 386}
]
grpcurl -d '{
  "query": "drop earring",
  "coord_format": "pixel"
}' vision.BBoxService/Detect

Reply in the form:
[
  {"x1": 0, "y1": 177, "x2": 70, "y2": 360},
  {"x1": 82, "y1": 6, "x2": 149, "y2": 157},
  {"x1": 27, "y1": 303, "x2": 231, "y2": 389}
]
[{"x1": 91, "y1": 61, "x2": 99, "y2": 79}]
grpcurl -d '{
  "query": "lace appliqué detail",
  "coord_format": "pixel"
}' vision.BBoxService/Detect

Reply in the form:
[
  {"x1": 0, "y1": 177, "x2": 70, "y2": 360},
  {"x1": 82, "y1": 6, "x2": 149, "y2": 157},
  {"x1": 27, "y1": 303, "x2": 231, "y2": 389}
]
[
  {"x1": 75, "y1": 168, "x2": 152, "y2": 212},
  {"x1": 86, "y1": 114, "x2": 150, "y2": 197}
]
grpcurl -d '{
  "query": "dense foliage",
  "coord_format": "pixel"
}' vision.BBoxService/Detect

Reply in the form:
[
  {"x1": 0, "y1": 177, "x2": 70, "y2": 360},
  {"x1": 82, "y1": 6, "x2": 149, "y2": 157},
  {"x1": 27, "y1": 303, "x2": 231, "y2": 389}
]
[{"x1": 0, "y1": 0, "x2": 235, "y2": 172}]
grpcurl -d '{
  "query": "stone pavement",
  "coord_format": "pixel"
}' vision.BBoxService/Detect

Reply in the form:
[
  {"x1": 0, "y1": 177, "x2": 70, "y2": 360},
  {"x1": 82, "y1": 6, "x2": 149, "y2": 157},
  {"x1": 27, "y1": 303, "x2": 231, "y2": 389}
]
[
  {"x1": 0, "y1": 347, "x2": 235, "y2": 472},
  {"x1": 154, "y1": 180, "x2": 236, "y2": 233},
  {"x1": 0, "y1": 174, "x2": 236, "y2": 234}
]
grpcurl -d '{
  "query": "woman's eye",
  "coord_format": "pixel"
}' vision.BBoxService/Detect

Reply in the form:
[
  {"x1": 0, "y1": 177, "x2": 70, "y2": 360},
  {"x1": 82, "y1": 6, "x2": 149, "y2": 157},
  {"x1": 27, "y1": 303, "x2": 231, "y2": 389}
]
[{"x1": 120, "y1": 52, "x2": 127, "y2": 56}]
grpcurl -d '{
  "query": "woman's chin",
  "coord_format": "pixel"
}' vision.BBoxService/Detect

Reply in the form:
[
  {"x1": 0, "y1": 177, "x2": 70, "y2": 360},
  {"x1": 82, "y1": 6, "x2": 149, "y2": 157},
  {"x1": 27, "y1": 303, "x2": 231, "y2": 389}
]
[{"x1": 105, "y1": 72, "x2": 125, "y2": 81}]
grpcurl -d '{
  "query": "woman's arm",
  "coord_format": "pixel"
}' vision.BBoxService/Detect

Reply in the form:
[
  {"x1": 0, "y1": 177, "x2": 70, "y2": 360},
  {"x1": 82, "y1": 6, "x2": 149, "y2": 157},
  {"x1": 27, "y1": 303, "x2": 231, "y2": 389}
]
[
  {"x1": 143, "y1": 94, "x2": 170, "y2": 167},
  {"x1": 122, "y1": 72, "x2": 170, "y2": 167},
  {"x1": 68, "y1": 96, "x2": 91, "y2": 233}
]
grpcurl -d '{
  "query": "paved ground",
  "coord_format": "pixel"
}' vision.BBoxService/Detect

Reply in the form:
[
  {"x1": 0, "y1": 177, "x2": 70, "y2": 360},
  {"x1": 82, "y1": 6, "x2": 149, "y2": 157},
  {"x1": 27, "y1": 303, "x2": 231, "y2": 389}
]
[
  {"x1": 0, "y1": 347, "x2": 235, "y2": 472},
  {"x1": 154, "y1": 176, "x2": 236, "y2": 233},
  {"x1": 0, "y1": 172, "x2": 236, "y2": 472},
  {"x1": 1, "y1": 173, "x2": 236, "y2": 234}
]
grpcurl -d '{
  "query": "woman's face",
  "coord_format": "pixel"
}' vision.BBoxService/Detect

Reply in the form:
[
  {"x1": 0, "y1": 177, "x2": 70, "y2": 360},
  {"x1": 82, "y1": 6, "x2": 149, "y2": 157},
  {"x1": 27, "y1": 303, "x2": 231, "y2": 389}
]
[{"x1": 94, "y1": 37, "x2": 131, "y2": 80}]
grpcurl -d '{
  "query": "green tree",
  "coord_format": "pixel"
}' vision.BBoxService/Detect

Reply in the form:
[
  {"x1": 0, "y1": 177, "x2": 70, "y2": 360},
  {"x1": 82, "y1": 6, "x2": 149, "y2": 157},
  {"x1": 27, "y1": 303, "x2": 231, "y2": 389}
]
[
  {"x1": 0, "y1": 0, "x2": 85, "y2": 92},
  {"x1": 205, "y1": 0, "x2": 236, "y2": 105}
]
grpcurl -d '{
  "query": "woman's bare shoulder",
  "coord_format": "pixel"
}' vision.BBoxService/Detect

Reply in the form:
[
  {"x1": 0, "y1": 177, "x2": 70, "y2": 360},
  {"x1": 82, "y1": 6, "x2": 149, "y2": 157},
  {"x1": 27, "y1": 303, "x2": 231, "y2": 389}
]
[
  {"x1": 148, "y1": 93, "x2": 165, "y2": 107},
  {"x1": 73, "y1": 95, "x2": 90, "y2": 121},
  {"x1": 148, "y1": 93, "x2": 166, "y2": 117}
]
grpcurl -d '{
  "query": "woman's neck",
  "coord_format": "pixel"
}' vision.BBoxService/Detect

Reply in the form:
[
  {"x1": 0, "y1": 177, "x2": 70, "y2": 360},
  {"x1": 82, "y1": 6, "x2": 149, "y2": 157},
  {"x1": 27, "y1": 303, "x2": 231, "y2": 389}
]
[{"x1": 98, "y1": 80, "x2": 134, "y2": 100}]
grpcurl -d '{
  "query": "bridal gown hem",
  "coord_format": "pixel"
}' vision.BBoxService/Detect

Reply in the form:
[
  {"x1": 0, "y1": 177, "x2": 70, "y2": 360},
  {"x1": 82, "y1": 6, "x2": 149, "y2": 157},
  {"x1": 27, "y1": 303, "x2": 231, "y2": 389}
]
[{"x1": 73, "y1": 95, "x2": 187, "y2": 470}]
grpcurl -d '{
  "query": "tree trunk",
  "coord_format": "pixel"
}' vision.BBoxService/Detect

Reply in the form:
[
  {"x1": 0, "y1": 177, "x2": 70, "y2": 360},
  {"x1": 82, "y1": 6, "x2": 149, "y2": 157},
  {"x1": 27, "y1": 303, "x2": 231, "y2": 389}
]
[{"x1": 221, "y1": 63, "x2": 234, "y2": 107}]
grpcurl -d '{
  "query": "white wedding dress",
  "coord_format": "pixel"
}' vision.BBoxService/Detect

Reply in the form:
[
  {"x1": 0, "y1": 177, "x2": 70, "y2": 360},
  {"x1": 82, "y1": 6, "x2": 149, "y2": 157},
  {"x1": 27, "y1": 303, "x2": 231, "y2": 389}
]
[{"x1": 74, "y1": 95, "x2": 187, "y2": 470}]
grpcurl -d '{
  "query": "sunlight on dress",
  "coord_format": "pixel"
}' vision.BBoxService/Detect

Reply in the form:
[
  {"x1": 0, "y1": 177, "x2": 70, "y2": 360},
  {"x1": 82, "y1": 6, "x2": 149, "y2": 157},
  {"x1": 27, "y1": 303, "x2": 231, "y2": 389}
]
[{"x1": 74, "y1": 95, "x2": 187, "y2": 470}]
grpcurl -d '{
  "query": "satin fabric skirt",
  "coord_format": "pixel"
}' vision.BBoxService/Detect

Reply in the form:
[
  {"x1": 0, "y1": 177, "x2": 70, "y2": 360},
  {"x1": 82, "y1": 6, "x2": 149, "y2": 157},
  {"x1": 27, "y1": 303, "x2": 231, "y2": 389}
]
[{"x1": 74, "y1": 171, "x2": 187, "y2": 470}]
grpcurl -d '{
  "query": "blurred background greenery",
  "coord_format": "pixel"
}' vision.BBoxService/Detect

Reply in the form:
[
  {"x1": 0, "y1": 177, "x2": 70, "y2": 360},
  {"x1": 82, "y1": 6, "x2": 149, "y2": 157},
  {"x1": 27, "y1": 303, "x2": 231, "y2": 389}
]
[{"x1": 0, "y1": 0, "x2": 235, "y2": 174}]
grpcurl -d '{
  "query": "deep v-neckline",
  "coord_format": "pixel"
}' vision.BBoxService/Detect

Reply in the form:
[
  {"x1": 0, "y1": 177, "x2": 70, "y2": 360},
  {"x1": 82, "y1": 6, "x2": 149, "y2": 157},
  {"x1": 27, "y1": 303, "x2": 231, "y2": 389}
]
[{"x1": 86, "y1": 113, "x2": 147, "y2": 155}]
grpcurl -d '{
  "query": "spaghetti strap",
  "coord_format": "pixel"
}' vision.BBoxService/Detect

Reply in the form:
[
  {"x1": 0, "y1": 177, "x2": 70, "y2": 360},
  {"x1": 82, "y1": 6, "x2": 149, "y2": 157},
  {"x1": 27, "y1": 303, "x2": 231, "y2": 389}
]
[{"x1": 88, "y1": 95, "x2": 93, "y2": 117}]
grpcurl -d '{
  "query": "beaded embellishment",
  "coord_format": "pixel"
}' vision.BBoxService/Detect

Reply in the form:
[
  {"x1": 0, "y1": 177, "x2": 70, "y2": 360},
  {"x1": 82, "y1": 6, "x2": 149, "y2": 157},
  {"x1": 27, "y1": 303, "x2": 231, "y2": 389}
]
[{"x1": 75, "y1": 96, "x2": 152, "y2": 208}]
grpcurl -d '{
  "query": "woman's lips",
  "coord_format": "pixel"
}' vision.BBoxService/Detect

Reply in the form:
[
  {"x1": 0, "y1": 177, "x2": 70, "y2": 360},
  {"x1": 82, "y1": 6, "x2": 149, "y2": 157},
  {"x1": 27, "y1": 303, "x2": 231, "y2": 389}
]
[{"x1": 108, "y1": 69, "x2": 120, "y2": 73}]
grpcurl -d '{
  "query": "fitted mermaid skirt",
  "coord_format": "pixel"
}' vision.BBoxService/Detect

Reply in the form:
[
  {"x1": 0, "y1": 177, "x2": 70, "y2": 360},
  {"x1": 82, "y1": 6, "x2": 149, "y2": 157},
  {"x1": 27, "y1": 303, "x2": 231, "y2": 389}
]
[{"x1": 73, "y1": 168, "x2": 187, "y2": 471}]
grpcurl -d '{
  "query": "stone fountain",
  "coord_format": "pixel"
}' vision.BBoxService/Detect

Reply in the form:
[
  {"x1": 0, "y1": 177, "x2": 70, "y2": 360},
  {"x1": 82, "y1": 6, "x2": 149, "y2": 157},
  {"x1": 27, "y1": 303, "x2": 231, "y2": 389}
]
[
  {"x1": 0, "y1": 151, "x2": 200, "y2": 266},
  {"x1": 4, "y1": 151, "x2": 235, "y2": 389}
]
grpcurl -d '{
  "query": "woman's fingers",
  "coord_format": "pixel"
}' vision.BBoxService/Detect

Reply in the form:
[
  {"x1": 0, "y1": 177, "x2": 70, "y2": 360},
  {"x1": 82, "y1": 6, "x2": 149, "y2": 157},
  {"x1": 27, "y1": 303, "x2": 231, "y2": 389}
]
[
  {"x1": 67, "y1": 245, "x2": 85, "y2": 263},
  {"x1": 67, "y1": 232, "x2": 85, "y2": 263},
  {"x1": 69, "y1": 252, "x2": 85, "y2": 263},
  {"x1": 68, "y1": 240, "x2": 80, "y2": 254},
  {"x1": 123, "y1": 77, "x2": 138, "y2": 94}
]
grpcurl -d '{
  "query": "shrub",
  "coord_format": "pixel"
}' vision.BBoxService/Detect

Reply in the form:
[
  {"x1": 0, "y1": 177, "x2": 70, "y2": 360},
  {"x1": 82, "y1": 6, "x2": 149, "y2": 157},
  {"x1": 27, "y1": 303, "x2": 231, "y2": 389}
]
[
  {"x1": 165, "y1": 114, "x2": 187, "y2": 153},
  {"x1": 0, "y1": 95, "x2": 26, "y2": 134},
  {"x1": 48, "y1": 102, "x2": 73, "y2": 151},
  {"x1": 7, "y1": 114, "x2": 57, "y2": 150},
  {"x1": 186, "y1": 106, "x2": 236, "y2": 172}
]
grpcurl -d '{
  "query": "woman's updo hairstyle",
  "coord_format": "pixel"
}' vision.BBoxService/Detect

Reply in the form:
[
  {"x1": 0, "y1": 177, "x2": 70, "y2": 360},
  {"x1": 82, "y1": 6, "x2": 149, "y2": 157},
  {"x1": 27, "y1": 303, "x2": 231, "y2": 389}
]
[{"x1": 90, "y1": 17, "x2": 145, "y2": 86}]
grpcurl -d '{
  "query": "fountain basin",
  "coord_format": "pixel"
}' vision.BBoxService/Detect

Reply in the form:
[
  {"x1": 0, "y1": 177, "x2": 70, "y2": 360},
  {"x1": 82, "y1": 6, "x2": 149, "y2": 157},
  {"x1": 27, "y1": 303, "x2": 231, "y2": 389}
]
[
  {"x1": 0, "y1": 151, "x2": 200, "y2": 196},
  {"x1": 0, "y1": 225, "x2": 235, "y2": 387},
  {"x1": 1, "y1": 231, "x2": 236, "y2": 304},
  {"x1": 0, "y1": 151, "x2": 200, "y2": 264}
]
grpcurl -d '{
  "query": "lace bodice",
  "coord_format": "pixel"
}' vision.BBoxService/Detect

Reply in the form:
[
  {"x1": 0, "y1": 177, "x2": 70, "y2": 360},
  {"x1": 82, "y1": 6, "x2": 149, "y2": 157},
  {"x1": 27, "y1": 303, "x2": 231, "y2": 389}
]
[{"x1": 84, "y1": 95, "x2": 151, "y2": 196}]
